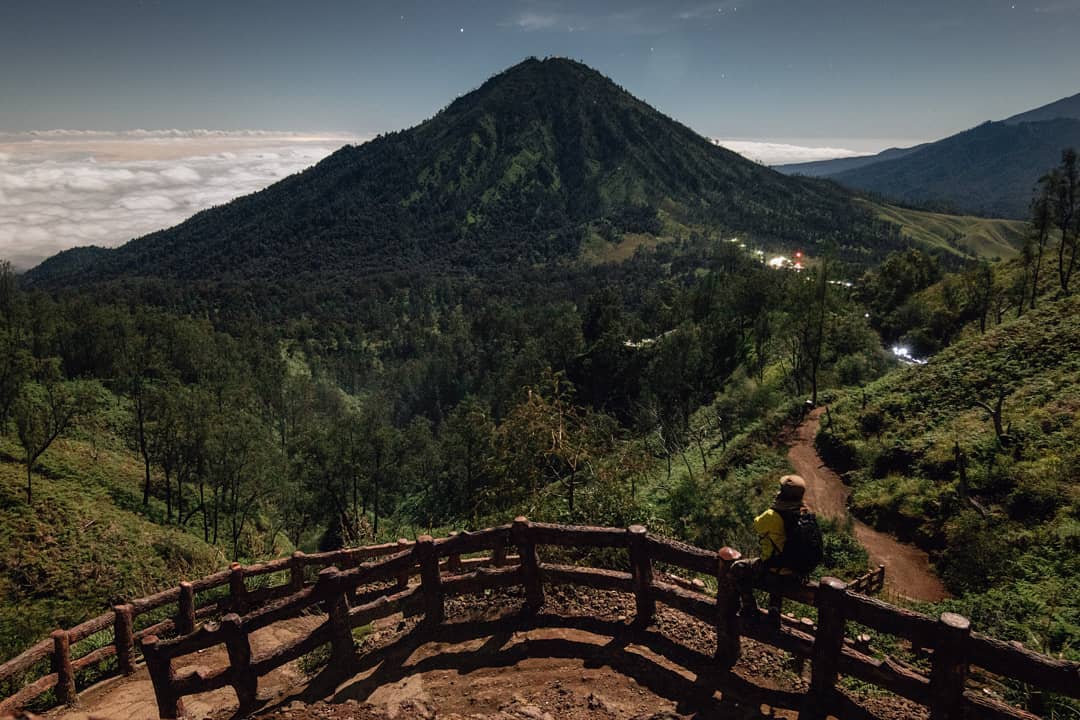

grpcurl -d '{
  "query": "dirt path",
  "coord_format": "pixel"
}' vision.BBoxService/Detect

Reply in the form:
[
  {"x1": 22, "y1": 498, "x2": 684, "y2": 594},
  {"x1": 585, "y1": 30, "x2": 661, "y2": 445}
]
[{"x1": 789, "y1": 408, "x2": 949, "y2": 603}]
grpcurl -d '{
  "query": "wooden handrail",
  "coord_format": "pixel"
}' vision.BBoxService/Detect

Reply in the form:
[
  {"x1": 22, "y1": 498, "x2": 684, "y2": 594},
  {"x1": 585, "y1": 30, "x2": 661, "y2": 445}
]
[
  {"x1": 2, "y1": 521, "x2": 1077, "y2": 720},
  {"x1": 0, "y1": 539, "x2": 410, "y2": 715}
]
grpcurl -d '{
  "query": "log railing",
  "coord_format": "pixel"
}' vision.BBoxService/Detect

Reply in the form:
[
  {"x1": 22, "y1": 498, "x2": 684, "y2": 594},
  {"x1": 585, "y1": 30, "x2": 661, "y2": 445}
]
[
  {"x1": 0, "y1": 539, "x2": 424, "y2": 715},
  {"x1": 847, "y1": 564, "x2": 886, "y2": 595},
  {"x1": 3, "y1": 520, "x2": 1077, "y2": 720}
]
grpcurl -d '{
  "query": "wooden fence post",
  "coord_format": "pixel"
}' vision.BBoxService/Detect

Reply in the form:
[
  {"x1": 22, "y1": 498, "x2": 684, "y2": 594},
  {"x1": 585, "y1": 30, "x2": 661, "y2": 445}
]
[
  {"x1": 415, "y1": 536, "x2": 444, "y2": 626},
  {"x1": 140, "y1": 635, "x2": 183, "y2": 719},
  {"x1": 50, "y1": 630, "x2": 77, "y2": 707},
  {"x1": 177, "y1": 581, "x2": 196, "y2": 636},
  {"x1": 318, "y1": 567, "x2": 355, "y2": 666},
  {"x1": 221, "y1": 613, "x2": 258, "y2": 712},
  {"x1": 628, "y1": 525, "x2": 655, "y2": 626},
  {"x1": 491, "y1": 530, "x2": 507, "y2": 568},
  {"x1": 396, "y1": 538, "x2": 412, "y2": 590},
  {"x1": 229, "y1": 562, "x2": 247, "y2": 615},
  {"x1": 290, "y1": 551, "x2": 306, "y2": 592},
  {"x1": 803, "y1": 577, "x2": 848, "y2": 720},
  {"x1": 714, "y1": 547, "x2": 742, "y2": 669},
  {"x1": 447, "y1": 531, "x2": 462, "y2": 572},
  {"x1": 113, "y1": 604, "x2": 136, "y2": 675},
  {"x1": 794, "y1": 617, "x2": 816, "y2": 677},
  {"x1": 929, "y1": 612, "x2": 971, "y2": 720},
  {"x1": 513, "y1": 517, "x2": 544, "y2": 615}
]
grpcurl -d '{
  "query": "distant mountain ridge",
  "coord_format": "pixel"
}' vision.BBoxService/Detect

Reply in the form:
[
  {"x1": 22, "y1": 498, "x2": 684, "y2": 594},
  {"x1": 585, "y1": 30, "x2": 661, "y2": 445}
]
[
  {"x1": 775, "y1": 91, "x2": 1080, "y2": 219},
  {"x1": 26, "y1": 58, "x2": 907, "y2": 291},
  {"x1": 1004, "y1": 91, "x2": 1080, "y2": 125},
  {"x1": 774, "y1": 145, "x2": 927, "y2": 178}
]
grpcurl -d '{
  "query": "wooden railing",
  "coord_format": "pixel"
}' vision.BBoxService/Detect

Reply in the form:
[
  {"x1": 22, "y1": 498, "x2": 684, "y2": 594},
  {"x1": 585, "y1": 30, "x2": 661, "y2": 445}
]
[
  {"x1": 3, "y1": 520, "x2": 1078, "y2": 720},
  {"x1": 847, "y1": 564, "x2": 886, "y2": 595},
  {"x1": 0, "y1": 538, "x2": 438, "y2": 715}
]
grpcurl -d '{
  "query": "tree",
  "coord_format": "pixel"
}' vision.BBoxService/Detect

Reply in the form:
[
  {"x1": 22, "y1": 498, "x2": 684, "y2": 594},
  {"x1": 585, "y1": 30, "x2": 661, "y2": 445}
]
[
  {"x1": 116, "y1": 310, "x2": 170, "y2": 507},
  {"x1": 1050, "y1": 149, "x2": 1079, "y2": 295},
  {"x1": 0, "y1": 261, "x2": 30, "y2": 426},
  {"x1": 1025, "y1": 180, "x2": 1054, "y2": 311},
  {"x1": 205, "y1": 397, "x2": 275, "y2": 559},
  {"x1": 496, "y1": 371, "x2": 618, "y2": 519},
  {"x1": 807, "y1": 260, "x2": 830, "y2": 405},
  {"x1": 439, "y1": 396, "x2": 496, "y2": 523},
  {"x1": 782, "y1": 263, "x2": 832, "y2": 405},
  {"x1": 963, "y1": 261, "x2": 994, "y2": 334},
  {"x1": 13, "y1": 360, "x2": 101, "y2": 503}
]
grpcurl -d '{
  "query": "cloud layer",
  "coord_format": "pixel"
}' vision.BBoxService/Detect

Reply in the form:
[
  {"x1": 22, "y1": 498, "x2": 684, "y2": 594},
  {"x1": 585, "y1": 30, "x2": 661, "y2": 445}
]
[
  {"x1": 0, "y1": 131, "x2": 362, "y2": 270},
  {"x1": 713, "y1": 139, "x2": 864, "y2": 166}
]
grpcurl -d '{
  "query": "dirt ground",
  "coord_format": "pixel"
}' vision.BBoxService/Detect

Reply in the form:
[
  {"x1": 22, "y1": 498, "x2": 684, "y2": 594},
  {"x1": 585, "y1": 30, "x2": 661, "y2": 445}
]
[
  {"x1": 788, "y1": 408, "x2": 949, "y2": 603},
  {"x1": 32, "y1": 585, "x2": 927, "y2": 720},
  {"x1": 249, "y1": 588, "x2": 924, "y2": 720}
]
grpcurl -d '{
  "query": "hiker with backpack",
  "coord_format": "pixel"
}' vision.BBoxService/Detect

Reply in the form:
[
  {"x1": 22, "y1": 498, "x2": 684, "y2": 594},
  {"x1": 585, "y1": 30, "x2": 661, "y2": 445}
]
[{"x1": 732, "y1": 474, "x2": 824, "y2": 624}]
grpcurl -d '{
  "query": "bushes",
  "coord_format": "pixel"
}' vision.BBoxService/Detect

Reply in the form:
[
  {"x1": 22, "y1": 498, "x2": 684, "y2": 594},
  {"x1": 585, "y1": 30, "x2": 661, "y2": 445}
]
[
  {"x1": 814, "y1": 426, "x2": 859, "y2": 474},
  {"x1": 818, "y1": 517, "x2": 868, "y2": 580}
]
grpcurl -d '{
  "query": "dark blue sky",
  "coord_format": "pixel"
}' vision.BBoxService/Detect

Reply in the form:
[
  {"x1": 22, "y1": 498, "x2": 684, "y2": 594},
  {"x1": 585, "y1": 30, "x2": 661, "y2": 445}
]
[{"x1": 2, "y1": 0, "x2": 1078, "y2": 146}]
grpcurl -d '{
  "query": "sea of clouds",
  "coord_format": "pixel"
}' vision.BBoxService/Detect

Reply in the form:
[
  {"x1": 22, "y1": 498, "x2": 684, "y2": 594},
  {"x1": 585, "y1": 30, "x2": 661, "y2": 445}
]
[
  {"x1": 0, "y1": 130, "x2": 362, "y2": 271},
  {"x1": 712, "y1": 139, "x2": 864, "y2": 166}
]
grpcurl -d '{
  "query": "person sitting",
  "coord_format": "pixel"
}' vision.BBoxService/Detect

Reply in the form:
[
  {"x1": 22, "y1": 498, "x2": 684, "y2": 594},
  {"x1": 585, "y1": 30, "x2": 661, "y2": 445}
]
[{"x1": 734, "y1": 474, "x2": 823, "y2": 624}]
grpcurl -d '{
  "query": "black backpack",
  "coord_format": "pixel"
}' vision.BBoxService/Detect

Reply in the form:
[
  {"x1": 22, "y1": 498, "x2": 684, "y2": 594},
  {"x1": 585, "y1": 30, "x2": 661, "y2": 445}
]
[{"x1": 779, "y1": 511, "x2": 824, "y2": 574}]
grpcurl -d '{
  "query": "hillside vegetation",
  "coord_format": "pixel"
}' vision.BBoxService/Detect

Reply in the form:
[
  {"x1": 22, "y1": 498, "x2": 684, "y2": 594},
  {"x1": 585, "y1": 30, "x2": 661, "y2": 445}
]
[
  {"x1": 0, "y1": 434, "x2": 223, "y2": 661},
  {"x1": 777, "y1": 87, "x2": 1080, "y2": 220},
  {"x1": 867, "y1": 202, "x2": 1026, "y2": 260},
  {"x1": 832, "y1": 119, "x2": 1080, "y2": 219},
  {"x1": 816, "y1": 292, "x2": 1080, "y2": 659}
]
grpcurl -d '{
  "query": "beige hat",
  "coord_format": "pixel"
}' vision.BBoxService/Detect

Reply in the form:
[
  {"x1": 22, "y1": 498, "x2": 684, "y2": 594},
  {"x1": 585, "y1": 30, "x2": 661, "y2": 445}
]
[{"x1": 773, "y1": 474, "x2": 807, "y2": 512}]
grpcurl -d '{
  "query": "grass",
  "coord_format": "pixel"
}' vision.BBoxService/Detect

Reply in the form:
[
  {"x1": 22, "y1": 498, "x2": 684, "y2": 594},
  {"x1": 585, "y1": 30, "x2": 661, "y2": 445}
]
[
  {"x1": 866, "y1": 201, "x2": 1027, "y2": 260},
  {"x1": 580, "y1": 231, "x2": 667, "y2": 265},
  {"x1": 0, "y1": 434, "x2": 224, "y2": 663}
]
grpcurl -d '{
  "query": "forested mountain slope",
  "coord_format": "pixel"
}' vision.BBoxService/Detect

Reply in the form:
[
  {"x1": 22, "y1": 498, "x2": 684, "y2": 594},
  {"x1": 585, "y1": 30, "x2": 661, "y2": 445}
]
[
  {"x1": 830, "y1": 119, "x2": 1080, "y2": 219},
  {"x1": 816, "y1": 292, "x2": 1080, "y2": 656},
  {"x1": 775, "y1": 90, "x2": 1080, "y2": 220},
  {"x1": 25, "y1": 58, "x2": 904, "y2": 293}
]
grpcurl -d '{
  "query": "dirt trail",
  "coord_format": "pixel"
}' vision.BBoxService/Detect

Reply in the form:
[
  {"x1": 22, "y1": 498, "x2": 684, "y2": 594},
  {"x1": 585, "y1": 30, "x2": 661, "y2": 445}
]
[{"x1": 789, "y1": 408, "x2": 949, "y2": 603}]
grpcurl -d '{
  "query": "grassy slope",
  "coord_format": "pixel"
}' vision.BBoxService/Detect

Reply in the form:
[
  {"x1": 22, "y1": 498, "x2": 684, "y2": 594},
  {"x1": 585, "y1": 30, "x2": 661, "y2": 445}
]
[
  {"x1": 866, "y1": 201, "x2": 1027, "y2": 260},
  {"x1": 0, "y1": 436, "x2": 224, "y2": 662},
  {"x1": 817, "y1": 294, "x2": 1080, "y2": 657},
  {"x1": 582, "y1": 201, "x2": 1025, "y2": 268}
]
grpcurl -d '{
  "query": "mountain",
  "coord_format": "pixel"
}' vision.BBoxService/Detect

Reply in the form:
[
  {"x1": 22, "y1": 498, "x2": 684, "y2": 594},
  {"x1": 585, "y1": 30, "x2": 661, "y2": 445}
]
[
  {"x1": 830, "y1": 118, "x2": 1080, "y2": 219},
  {"x1": 1003, "y1": 91, "x2": 1080, "y2": 124},
  {"x1": 774, "y1": 91, "x2": 1080, "y2": 219},
  {"x1": 775, "y1": 144, "x2": 926, "y2": 178},
  {"x1": 26, "y1": 58, "x2": 906, "y2": 291}
]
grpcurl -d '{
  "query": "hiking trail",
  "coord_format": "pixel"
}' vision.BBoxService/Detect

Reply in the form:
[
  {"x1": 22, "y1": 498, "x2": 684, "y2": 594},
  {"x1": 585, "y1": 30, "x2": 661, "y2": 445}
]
[{"x1": 788, "y1": 407, "x2": 949, "y2": 603}]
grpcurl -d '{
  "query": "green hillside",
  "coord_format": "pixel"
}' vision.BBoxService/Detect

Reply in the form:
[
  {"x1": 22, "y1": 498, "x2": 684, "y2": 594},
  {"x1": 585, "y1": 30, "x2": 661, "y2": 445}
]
[
  {"x1": 0, "y1": 435, "x2": 224, "y2": 662},
  {"x1": 867, "y1": 201, "x2": 1027, "y2": 260},
  {"x1": 816, "y1": 293, "x2": 1080, "y2": 661}
]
